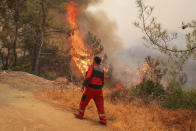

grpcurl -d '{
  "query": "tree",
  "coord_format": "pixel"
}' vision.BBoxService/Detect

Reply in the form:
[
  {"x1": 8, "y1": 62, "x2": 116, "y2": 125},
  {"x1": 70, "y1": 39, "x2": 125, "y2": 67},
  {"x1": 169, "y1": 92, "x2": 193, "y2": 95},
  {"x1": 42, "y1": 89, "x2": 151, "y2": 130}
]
[
  {"x1": 85, "y1": 32, "x2": 104, "y2": 56},
  {"x1": 33, "y1": 0, "x2": 46, "y2": 75},
  {"x1": 134, "y1": 0, "x2": 196, "y2": 82},
  {"x1": 6, "y1": 0, "x2": 26, "y2": 66},
  {"x1": 0, "y1": 0, "x2": 15, "y2": 69},
  {"x1": 31, "y1": 0, "x2": 66, "y2": 75},
  {"x1": 137, "y1": 56, "x2": 166, "y2": 83}
]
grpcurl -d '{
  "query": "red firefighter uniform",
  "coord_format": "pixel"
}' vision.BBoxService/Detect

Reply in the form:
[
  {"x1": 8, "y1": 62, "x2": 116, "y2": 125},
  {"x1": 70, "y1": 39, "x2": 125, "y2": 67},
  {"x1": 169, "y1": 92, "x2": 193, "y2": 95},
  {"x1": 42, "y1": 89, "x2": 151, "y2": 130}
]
[{"x1": 77, "y1": 63, "x2": 107, "y2": 124}]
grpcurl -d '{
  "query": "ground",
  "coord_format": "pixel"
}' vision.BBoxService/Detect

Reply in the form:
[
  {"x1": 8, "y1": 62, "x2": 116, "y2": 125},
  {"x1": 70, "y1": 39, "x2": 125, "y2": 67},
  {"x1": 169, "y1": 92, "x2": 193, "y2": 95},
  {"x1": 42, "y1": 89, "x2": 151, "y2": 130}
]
[{"x1": 0, "y1": 71, "x2": 107, "y2": 131}]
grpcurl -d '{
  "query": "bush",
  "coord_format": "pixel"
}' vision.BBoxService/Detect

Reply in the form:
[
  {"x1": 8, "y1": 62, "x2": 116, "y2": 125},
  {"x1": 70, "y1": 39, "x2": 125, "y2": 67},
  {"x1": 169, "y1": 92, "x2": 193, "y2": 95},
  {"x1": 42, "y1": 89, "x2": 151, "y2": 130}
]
[
  {"x1": 183, "y1": 90, "x2": 196, "y2": 109},
  {"x1": 134, "y1": 79, "x2": 165, "y2": 100},
  {"x1": 161, "y1": 81, "x2": 196, "y2": 109}
]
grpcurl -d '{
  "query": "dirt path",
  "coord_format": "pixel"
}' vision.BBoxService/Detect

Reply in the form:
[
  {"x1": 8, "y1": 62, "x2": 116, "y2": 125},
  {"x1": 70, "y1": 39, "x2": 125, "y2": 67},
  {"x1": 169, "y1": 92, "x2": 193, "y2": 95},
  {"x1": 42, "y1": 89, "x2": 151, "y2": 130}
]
[{"x1": 0, "y1": 82, "x2": 107, "y2": 131}]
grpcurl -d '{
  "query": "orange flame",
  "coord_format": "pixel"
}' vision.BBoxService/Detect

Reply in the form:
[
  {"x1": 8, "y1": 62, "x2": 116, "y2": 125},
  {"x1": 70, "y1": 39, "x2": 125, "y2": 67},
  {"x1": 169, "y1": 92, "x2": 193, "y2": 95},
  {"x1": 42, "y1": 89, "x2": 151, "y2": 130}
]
[
  {"x1": 66, "y1": 1, "x2": 91, "y2": 76},
  {"x1": 115, "y1": 83, "x2": 123, "y2": 89}
]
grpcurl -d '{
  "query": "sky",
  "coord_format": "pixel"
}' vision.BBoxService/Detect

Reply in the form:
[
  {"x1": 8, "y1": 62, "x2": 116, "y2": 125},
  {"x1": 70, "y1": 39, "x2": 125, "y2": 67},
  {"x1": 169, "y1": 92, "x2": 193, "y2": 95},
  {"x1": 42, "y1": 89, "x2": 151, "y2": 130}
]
[{"x1": 87, "y1": 0, "x2": 196, "y2": 48}]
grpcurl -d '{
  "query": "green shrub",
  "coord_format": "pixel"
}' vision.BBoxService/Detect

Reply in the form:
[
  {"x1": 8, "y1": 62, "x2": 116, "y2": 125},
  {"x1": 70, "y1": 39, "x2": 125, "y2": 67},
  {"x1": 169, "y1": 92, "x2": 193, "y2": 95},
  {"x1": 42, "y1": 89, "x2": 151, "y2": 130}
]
[
  {"x1": 183, "y1": 90, "x2": 196, "y2": 109},
  {"x1": 134, "y1": 79, "x2": 165, "y2": 100},
  {"x1": 153, "y1": 83, "x2": 165, "y2": 97},
  {"x1": 161, "y1": 81, "x2": 196, "y2": 109}
]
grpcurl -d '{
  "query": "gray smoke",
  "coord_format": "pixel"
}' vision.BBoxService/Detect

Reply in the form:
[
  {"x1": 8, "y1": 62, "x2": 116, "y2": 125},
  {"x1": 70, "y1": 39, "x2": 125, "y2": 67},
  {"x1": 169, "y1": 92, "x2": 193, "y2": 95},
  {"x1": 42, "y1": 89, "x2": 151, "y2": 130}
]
[
  {"x1": 77, "y1": 0, "x2": 103, "y2": 11},
  {"x1": 79, "y1": 11, "x2": 123, "y2": 56}
]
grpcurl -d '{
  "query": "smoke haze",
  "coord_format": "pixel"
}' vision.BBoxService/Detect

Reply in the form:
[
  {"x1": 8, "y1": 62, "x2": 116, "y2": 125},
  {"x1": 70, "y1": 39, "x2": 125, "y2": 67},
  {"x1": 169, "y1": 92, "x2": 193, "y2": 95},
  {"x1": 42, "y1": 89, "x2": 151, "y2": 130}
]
[{"x1": 77, "y1": 0, "x2": 103, "y2": 11}]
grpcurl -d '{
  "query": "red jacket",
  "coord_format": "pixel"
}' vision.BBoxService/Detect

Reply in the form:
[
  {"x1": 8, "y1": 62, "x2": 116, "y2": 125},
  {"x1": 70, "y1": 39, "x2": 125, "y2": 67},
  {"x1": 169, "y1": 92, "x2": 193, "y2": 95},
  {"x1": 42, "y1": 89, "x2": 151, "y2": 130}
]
[{"x1": 83, "y1": 63, "x2": 104, "y2": 89}]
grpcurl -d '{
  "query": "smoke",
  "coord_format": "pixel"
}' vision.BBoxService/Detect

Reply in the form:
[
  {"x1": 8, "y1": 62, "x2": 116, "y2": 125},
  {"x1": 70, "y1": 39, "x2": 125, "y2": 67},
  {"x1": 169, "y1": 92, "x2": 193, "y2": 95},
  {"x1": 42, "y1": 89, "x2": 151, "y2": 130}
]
[
  {"x1": 119, "y1": 39, "x2": 196, "y2": 88},
  {"x1": 79, "y1": 11, "x2": 122, "y2": 56},
  {"x1": 77, "y1": 0, "x2": 103, "y2": 11}
]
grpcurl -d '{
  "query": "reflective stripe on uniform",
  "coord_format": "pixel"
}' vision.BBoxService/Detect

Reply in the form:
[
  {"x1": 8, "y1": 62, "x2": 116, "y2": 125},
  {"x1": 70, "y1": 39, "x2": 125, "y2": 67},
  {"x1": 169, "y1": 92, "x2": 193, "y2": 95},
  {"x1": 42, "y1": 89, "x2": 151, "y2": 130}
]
[
  {"x1": 99, "y1": 114, "x2": 105, "y2": 117},
  {"x1": 79, "y1": 109, "x2": 84, "y2": 112}
]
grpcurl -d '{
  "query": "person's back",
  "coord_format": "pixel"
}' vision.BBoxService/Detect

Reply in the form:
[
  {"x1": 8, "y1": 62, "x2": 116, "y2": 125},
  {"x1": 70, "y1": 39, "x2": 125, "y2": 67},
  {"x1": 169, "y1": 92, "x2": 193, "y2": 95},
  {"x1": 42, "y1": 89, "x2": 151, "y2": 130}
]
[
  {"x1": 76, "y1": 56, "x2": 107, "y2": 125},
  {"x1": 85, "y1": 64, "x2": 104, "y2": 89}
]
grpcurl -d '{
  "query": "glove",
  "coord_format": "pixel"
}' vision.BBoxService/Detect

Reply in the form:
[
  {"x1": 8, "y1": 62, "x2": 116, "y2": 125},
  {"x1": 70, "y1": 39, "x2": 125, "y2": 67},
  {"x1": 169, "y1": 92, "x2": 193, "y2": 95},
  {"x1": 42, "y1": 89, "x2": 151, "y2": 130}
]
[{"x1": 81, "y1": 86, "x2": 85, "y2": 92}]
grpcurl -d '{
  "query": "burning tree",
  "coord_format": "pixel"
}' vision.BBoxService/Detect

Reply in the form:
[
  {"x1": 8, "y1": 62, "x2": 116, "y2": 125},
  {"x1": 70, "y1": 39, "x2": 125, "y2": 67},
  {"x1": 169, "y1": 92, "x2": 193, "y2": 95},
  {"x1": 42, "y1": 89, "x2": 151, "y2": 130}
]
[
  {"x1": 66, "y1": 1, "x2": 109, "y2": 80},
  {"x1": 137, "y1": 56, "x2": 165, "y2": 83},
  {"x1": 66, "y1": 1, "x2": 91, "y2": 77}
]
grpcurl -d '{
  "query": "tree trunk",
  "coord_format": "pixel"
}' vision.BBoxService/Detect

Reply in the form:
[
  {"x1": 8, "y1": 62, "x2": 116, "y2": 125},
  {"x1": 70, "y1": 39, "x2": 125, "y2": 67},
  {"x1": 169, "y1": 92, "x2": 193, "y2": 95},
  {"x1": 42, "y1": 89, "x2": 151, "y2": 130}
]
[
  {"x1": 34, "y1": 0, "x2": 46, "y2": 75},
  {"x1": 13, "y1": 6, "x2": 19, "y2": 66},
  {"x1": 5, "y1": 48, "x2": 10, "y2": 70},
  {"x1": 0, "y1": 50, "x2": 3, "y2": 69}
]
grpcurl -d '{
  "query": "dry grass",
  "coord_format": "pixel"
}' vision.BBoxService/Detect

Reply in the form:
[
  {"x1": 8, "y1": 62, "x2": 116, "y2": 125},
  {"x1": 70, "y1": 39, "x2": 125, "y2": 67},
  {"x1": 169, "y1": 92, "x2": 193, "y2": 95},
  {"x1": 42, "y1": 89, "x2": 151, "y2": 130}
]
[
  {"x1": 2, "y1": 71, "x2": 195, "y2": 130},
  {"x1": 39, "y1": 86, "x2": 196, "y2": 131}
]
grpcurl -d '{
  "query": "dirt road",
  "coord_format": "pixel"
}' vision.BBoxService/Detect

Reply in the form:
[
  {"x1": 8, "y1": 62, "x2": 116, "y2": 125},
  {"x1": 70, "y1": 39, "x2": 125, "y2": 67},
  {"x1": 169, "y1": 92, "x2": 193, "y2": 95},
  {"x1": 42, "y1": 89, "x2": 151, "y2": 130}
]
[{"x1": 0, "y1": 73, "x2": 107, "y2": 131}]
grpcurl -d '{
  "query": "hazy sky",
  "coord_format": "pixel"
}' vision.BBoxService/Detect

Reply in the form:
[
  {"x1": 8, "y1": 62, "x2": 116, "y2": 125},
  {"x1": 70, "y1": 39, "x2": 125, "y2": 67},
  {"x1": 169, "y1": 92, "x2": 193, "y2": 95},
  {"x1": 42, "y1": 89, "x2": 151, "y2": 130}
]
[{"x1": 88, "y1": 0, "x2": 196, "y2": 48}]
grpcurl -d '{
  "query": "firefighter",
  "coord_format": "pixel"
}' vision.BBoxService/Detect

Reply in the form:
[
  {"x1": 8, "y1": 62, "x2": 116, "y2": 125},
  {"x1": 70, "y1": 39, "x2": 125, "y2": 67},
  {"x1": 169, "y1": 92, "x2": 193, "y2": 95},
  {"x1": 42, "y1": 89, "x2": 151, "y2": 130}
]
[{"x1": 75, "y1": 56, "x2": 107, "y2": 125}]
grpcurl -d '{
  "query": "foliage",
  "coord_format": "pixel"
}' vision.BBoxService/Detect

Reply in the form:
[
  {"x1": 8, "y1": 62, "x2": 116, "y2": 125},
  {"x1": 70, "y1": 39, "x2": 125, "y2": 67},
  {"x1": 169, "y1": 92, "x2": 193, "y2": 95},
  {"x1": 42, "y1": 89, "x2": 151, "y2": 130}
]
[
  {"x1": 85, "y1": 32, "x2": 104, "y2": 56},
  {"x1": 161, "y1": 81, "x2": 196, "y2": 109},
  {"x1": 134, "y1": 79, "x2": 165, "y2": 101}
]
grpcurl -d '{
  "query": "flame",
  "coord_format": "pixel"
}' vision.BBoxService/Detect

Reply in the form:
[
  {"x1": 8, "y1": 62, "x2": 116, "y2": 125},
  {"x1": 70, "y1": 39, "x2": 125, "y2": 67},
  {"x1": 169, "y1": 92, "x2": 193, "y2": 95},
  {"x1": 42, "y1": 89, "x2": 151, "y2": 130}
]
[
  {"x1": 66, "y1": 1, "x2": 91, "y2": 76},
  {"x1": 137, "y1": 59, "x2": 161, "y2": 83},
  {"x1": 115, "y1": 83, "x2": 123, "y2": 89},
  {"x1": 136, "y1": 61, "x2": 150, "y2": 84}
]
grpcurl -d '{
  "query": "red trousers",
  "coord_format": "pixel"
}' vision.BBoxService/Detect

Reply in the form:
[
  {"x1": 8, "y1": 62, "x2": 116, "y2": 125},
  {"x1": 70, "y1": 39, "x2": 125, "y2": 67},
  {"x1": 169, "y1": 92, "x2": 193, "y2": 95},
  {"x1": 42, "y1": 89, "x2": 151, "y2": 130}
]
[{"x1": 77, "y1": 87, "x2": 107, "y2": 123}]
